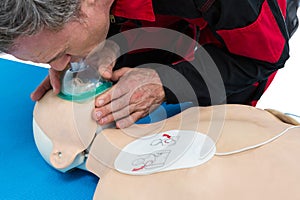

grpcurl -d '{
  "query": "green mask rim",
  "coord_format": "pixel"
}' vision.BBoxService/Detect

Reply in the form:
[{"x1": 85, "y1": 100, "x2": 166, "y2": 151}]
[{"x1": 57, "y1": 81, "x2": 112, "y2": 102}]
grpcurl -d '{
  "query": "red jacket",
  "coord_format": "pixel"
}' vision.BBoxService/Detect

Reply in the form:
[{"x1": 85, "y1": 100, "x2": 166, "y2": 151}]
[{"x1": 109, "y1": 0, "x2": 290, "y2": 106}]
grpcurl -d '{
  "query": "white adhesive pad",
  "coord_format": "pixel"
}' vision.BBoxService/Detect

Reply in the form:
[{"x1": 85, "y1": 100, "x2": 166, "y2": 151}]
[{"x1": 114, "y1": 130, "x2": 216, "y2": 175}]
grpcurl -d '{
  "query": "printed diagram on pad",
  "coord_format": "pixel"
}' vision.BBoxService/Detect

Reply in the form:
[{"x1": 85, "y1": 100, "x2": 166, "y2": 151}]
[
  {"x1": 150, "y1": 133, "x2": 179, "y2": 146},
  {"x1": 114, "y1": 130, "x2": 216, "y2": 175},
  {"x1": 131, "y1": 150, "x2": 171, "y2": 172}
]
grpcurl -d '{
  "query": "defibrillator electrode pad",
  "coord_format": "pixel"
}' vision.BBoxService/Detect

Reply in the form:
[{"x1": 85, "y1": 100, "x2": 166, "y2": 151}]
[{"x1": 114, "y1": 130, "x2": 216, "y2": 175}]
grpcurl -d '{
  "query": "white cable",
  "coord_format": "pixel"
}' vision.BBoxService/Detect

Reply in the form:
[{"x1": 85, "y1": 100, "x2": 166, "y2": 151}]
[{"x1": 214, "y1": 126, "x2": 300, "y2": 156}]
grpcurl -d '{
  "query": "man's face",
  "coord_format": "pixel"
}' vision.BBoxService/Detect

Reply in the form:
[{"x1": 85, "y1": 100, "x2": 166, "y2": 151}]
[{"x1": 10, "y1": 0, "x2": 113, "y2": 71}]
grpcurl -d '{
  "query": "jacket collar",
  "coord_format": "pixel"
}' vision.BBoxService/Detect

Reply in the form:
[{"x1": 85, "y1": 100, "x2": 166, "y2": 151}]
[{"x1": 111, "y1": 0, "x2": 155, "y2": 21}]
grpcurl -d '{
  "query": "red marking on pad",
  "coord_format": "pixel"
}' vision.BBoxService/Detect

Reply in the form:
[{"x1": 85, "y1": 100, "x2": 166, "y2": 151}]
[
  {"x1": 163, "y1": 134, "x2": 171, "y2": 139},
  {"x1": 132, "y1": 165, "x2": 145, "y2": 172}
]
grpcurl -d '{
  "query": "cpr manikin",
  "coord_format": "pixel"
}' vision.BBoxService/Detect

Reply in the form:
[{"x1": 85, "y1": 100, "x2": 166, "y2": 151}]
[
  {"x1": 33, "y1": 40, "x2": 119, "y2": 172},
  {"x1": 33, "y1": 59, "x2": 113, "y2": 172},
  {"x1": 32, "y1": 62, "x2": 300, "y2": 199}
]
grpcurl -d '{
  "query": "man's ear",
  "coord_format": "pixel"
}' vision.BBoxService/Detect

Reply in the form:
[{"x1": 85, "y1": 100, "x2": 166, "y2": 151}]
[
  {"x1": 79, "y1": 0, "x2": 97, "y2": 17},
  {"x1": 81, "y1": 0, "x2": 96, "y2": 7},
  {"x1": 83, "y1": 0, "x2": 96, "y2": 6}
]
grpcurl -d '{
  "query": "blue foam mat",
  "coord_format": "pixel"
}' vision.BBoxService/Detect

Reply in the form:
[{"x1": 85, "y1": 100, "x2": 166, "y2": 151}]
[
  {"x1": 0, "y1": 59, "x2": 98, "y2": 200},
  {"x1": 0, "y1": 58, "x2": 192, "y2": 200}
]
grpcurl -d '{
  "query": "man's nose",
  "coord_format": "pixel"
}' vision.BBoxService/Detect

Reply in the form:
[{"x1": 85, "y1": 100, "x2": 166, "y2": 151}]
[{"x1": 49, "y1": 54, "x2": 71, "y2": 71}]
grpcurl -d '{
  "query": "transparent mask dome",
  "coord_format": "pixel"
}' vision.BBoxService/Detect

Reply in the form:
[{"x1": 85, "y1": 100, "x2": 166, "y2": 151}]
[{"x1": 58, "y1": 60, "x2": 112, "y2": 102}]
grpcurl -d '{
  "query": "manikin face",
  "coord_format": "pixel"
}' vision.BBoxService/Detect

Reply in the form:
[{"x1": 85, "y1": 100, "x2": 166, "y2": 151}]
[{"x1": 10, "y1": 0, "x2": 114, "y2": 71}]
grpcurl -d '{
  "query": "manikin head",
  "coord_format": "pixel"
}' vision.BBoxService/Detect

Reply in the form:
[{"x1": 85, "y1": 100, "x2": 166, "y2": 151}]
[
  {"x1": 33, "y1": 61, "x2": 113, "y2": 172},
  {"x1": 33, "y1": 90, "x2": 97, "y2": 172},
  {"x1": 0, "y1": 0, "x2": 114, "y2": 69}
]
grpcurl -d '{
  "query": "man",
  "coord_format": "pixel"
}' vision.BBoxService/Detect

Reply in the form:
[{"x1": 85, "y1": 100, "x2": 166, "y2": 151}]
[{"x1": 0, "y1": 0, "x2": 295, "y2": 128}]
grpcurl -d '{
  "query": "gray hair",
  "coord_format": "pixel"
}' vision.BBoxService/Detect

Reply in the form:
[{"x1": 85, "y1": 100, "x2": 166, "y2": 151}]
[{"x1": 0, "y1": 0, "x2": 81, "y2": 53}]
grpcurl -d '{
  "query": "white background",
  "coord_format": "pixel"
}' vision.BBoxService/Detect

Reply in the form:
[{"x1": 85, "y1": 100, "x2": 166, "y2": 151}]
[{"x1": 256, "y1": 10, "x2": 300, "y2": 115}]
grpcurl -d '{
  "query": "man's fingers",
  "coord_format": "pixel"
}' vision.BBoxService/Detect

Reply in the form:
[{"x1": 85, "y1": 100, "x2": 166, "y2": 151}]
[
  {"x1": 93, "y1": 68, "x2": 165, "y2": 129},
  {"x1": 94, "y1": 105, "x2": 130, "y2": 126},
  {"x1": 94, "y1": 108, "x2": 145, "y2": 129},
  {"x1": 116, "y1": 111, "x2": 145, "y2": 129},
  {"x1": 94, "y1": 94, "x2": 141, "y2": 123},
  {"x1": 49, "y1": 68, "x2": 61, "y2": 94},
  {"x1": 94, "y1": 93, "x2": 131, "y2": 117},
  {"x1": 96, "y1": 51, "x2": 117, "y2": 79},
  {"x1": 98, "y1": 65, "x2": 113, "y2": 80},
  {"x1": 30, "y1": 75, "x2": 51, "y2": 101},
  {"x1": 95, "y1": 88, "x2": 112, "y2": 108},
  {"x1": 111, "y1": 67, "x2": 131, "y2": 81},
  {"x1": 98, "y1": 67, "x2": 132, "y2": 107},
  {"x1": 86, "y1": 40, "x2": 119, "y2": 80},
  {"x1": 95, "y1": 82, "x2": 130, "y2": 107},
  {"x1": 31, "y1": 68, "x2": 63, "y2": 101}
]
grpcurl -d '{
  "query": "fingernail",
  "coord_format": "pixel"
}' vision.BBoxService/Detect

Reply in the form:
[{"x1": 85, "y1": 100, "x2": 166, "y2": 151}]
[
  {"x1": 117, "y1": 121, "x2": 125, "y2": 129},
  {"x1": 100, "y1": 117, "x2": 107, "y2": 124},
  {"x1": 98, "y1": 99, "x2": 104, "y2": 106},
  {"x1": 103, "y1": 70, "x2": 112, "y2": 78},
  {"x1": 96, "y1": 111, "x2": 102, "y2": 118}
]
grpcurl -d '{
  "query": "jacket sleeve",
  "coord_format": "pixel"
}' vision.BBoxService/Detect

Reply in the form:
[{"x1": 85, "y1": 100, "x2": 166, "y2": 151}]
[
  {"x1": 198, "y1": 0, "x2": 290, "y2": 63},
  {"x1": 156, "y1": 0, "x2": 290, "y2": 105}
]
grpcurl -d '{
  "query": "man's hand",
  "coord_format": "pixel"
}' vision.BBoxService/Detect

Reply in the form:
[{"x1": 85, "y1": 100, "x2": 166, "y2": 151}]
[
  {"x1": 31, "y1": 68, "x2": 62, "y2": 101},
  {"x1": 85, "y1": 40, "x2": 120, "y2": 80},
  {"x1": 93, "y1": 67, "x2": 165, "y2": 129}
]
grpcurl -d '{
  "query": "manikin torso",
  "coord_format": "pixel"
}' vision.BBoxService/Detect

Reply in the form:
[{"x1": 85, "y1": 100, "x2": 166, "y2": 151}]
[{"x1": 33, "y1": 91, "x2": 300, "y2": 200}]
